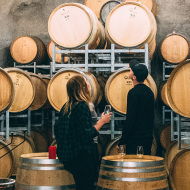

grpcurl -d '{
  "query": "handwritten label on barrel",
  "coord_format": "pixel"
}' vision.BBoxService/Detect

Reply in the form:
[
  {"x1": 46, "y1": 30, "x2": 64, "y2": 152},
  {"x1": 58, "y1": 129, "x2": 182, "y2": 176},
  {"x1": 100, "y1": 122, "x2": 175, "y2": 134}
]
[
  {"x1": 14, "y1": 74, "x2": 22, "y2": 86},
  {"x1": 124, "y1": 75, "x2": 132, "y2": 86}
]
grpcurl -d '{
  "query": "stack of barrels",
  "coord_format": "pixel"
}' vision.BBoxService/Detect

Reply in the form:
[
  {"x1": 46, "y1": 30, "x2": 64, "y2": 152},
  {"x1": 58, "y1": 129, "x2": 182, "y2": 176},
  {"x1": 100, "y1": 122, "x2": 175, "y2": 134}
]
[
  {"x1": 158, "y1": 32, "x2": 190, "y2": 190},
  {"x1": 48, "y1": 1, "x2": 157, "y2": 59},
  {"x1": 0, "y1": 67, "x2": 52, "y2": 178}
]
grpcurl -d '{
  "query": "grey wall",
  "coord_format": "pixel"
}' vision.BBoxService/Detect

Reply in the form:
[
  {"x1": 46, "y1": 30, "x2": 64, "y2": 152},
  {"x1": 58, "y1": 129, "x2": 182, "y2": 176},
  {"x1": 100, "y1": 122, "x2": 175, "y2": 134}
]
[
  {"x1": 0, "y1": 0, "x2": 189, "y2": 153},
  {"x1": 0, "y1": 0, "x2": 85, "y2": 67}
]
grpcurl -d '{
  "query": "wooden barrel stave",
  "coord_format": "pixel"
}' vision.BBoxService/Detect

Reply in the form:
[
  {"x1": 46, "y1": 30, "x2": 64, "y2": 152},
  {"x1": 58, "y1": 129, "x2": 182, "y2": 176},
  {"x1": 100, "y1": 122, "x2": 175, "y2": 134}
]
[
  {"x1": 7, "y1": 133, "x2": 36, "y2": 175},
  {"x1": 164, "y1": 140, "x2": 187, "y2": 174},
  {"x1": 27, "y1": 72, "x2": 48, "y2": 111},
  {"x1": 169, "y1": 149, "x2": 190, "y2": 190},
  {"x1": 47, "y1": 40, "x2": 68, "y2": 63},
  {"x1": 0, "y1": 139, "x2": 15, "y2": 178},
  {"x1": 124, "y1": 0, "x2": 157, "y2": 16},
  {"x1": 4, "y1": 68, "x2": 35, "y2": 113},
  {"x1": 160, "y1": 124, "x2": 173, "y2": 150},
  {"x1": 0, "y1": 68, "x2": 14, "y2": 114},
  {"x1": 30, "y1": 129, "x2": 49, "y2": 152},
  {"x1": 167, "y1": 60, "x2": 190, "y2": 117}
]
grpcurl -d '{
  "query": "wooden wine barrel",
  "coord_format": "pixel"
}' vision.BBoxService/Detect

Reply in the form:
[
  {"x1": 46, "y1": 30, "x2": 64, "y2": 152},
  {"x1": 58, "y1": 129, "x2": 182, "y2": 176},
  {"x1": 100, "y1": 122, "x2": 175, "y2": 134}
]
[
  {"x1": 105, "y1": 68, "x2": 157, "y2": 114},
  {"x1": 10, "y1": 36, "x2": 46, "y2": 65},
  {"x1": 97, "y1": 155, "x2": 169, "y2": 190},
  {"x1": 169, "y1": 149, "x2": 190, "y2": 190},
  {"x1": 160, "y1": 125, "x2": 172, "y2": 150},
  {"x1": 160, "y1": 33, "x2": 189, "y2": 65},
  {"x1": 105, "y1": 136, "x2": 157, "y2": 156},
  {"x1": 7, "y1": 133, "x2": 36, "y2": 175},
  {"x1": 99, "y1": 0, "x2": 121, "y2": 25},
  {"x1": 96, "y1": 75, "x2": 108, "y2": 112},
  {"x1": 37, "y1": 74, "x2": 52, "y2": 109},
  {"x1": 47, "y1": 40, "x2": 68, "y2": 63},
  {"x1": 97, "y1": 134, "x2": 111, "y2": 159},
  {"x1": 4, "y1": 68, "x2": 35, "y2": 113},
  {"x1": 0, "y1": 139, "x2": 15, "y2": 178},
  {"x1": 85, "y1": 72, "x2": 101, "y2": 106},
  {"x1": 48, "y1": 3, "x2": 106, "y2": 50},
  {"x1": 167, "y1": 60, "x2": 190, "y2": 117},
  {"x1": 124, "y1": 0, "x2": 157, "y2": 16},
  {"x1": 27, "y1": 72, "x2": 47, "y2": 111},
  {"x1": 85, "y1": 0, "x2": 112, "y2": 18},
  {"x1": 15, "y1": 153, "x2": 75, "y2": 190},
  {"x1": 164, "y1": 140, "x2": 186, "y2": 174},
  {"x1": 105, "y1": 136, "x2": 121, "y2": 156},
  {"x1": 105, "y1": 2, "x2": 157, "y2": 58},
  {"x1": 30, "y1": 129, "x2": 49, "y2": 152},
  {"x1": 47, "y1": 68, "x2": 95, "y2": 111},
  {"x1": 160, "y1": 82, "x2": 169, "y2": 106},
  {"x1": 0, "y1": 68, "x2": 14, "y2": 115}
]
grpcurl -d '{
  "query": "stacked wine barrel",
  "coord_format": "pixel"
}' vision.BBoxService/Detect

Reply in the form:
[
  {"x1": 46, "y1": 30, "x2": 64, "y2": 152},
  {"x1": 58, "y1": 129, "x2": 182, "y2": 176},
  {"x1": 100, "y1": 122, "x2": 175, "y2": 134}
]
[
  {"x1": 160, "y1": 60, "x2": 190, "y2": 118},
  {"x1": 0, "y1": 68, "x2": 14, "y2": 114},
  {"x1": 3, "y1": 68, "x2": 49, "y2": 113},
  {"x1": 48, "y1": 2, "x2": 157, "y2": 59},
  {"x1": 159, "y1": 33, "x2": 189, "y2": 65},
  {"x1": 10, "y1": 36, "x2": 47, "y2": 65}
]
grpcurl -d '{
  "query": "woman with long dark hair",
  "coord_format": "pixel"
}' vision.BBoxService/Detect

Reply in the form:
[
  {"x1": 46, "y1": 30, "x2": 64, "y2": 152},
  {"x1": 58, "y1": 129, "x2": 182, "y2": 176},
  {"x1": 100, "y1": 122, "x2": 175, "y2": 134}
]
[{"x1": 54, "y1": 74, "x2": 111, "y2": 190}]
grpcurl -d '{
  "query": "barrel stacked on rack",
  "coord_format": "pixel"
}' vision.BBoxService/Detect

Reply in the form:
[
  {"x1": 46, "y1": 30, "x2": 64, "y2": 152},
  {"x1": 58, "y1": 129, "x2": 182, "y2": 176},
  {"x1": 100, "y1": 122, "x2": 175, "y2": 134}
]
[
  {"x1": 48, "y1": 2, "x2": 157, "y2": 59},
  {"x1": 0, "y1": 68, "x2": 14, "y2": 115},
  {"x1": 160, "y1": 57, "x2": 190, "y2": 118},
  {"x1": 0, "y1": 67, "x2": 52, "y2": 178},
  {"x1": 158, "y1": 32, "x2": 190, "y2": 190}
]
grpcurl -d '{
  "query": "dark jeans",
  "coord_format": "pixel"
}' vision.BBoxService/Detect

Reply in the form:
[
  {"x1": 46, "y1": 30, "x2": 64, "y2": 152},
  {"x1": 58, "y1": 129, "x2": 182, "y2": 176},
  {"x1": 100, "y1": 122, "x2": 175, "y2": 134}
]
[
  {"x1": 125, "y1": 136, "x2": 153, "y2": 155},
  {"x1": 63, "y1": 150, "x2": 98, "y2": 190}
]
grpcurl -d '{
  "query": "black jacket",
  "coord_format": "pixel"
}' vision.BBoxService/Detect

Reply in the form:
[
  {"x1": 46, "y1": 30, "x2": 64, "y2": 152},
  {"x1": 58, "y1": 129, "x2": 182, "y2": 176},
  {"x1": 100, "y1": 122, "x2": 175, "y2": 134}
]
[{"x1": 119, "y1": 84, "x2": 155, "y2": 145}]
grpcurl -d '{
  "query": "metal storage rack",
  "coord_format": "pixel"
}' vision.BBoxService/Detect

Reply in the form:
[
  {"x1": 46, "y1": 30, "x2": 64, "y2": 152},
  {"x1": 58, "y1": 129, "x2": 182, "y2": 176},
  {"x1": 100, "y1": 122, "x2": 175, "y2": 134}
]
[
  {"x1": 51, "y1": 43, "x2": 150, "y2": 139},
  {"x1": 0, "y1": 44, "x2": 150, "y2": 141},
  {"x1": 162, "y1": 62, "x2": 190, "y2": 149},
  {"x1": 0, "y1": 111, "x2": 10, "y2": 141}
]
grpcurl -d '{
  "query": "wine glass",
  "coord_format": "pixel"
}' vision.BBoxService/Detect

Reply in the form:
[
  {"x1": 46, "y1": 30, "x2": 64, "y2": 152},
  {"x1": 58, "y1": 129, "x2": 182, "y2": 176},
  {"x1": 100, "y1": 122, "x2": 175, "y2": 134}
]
[
  {"x1": 104, "y1": 105, "x2": 111, "y2": 114},
  {"x1": 137, "y1": 146, "x2": 144, "y2": 158},
  {"x1": 118, "y1": 145, "x2": 126, "y2": 161}
]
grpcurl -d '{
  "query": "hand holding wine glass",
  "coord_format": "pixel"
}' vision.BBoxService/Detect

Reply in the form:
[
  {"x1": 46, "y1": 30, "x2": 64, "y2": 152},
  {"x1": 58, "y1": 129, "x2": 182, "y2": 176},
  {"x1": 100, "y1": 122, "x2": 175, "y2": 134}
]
[{"x1": 100, "y1": 105, "x2": 112, "y2": 124}]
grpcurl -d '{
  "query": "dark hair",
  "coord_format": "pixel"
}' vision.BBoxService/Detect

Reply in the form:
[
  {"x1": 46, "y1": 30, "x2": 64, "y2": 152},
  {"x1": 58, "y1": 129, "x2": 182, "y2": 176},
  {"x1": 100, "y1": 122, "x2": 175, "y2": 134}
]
[
  {"x1": 129, "y1": 59, "x2": 148, "y2": 82},
  {"x1": 64, "y1": 75, "x2": 91, "y2": 115}
]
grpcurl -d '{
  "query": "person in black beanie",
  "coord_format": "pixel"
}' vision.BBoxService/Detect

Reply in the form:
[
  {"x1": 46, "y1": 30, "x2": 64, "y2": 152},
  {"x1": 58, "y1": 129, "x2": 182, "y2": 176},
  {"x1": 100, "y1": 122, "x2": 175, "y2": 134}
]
[{"x1": 118, "y1": 59, "x2": 155, "y2": 155}]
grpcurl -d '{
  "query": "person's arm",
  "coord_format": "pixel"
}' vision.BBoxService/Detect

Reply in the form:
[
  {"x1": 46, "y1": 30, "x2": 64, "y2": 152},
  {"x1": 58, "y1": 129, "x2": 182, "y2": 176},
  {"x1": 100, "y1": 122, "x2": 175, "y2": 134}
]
[
  {"x1": 90, "y1": 102, "x2": 112, "y2": 132},
  {"x1": 119, "y1": 91, "x2": 139, "y2": 145},
  {"x1": 94, "y1": 112, "x2": 111, "y2": 131}
]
